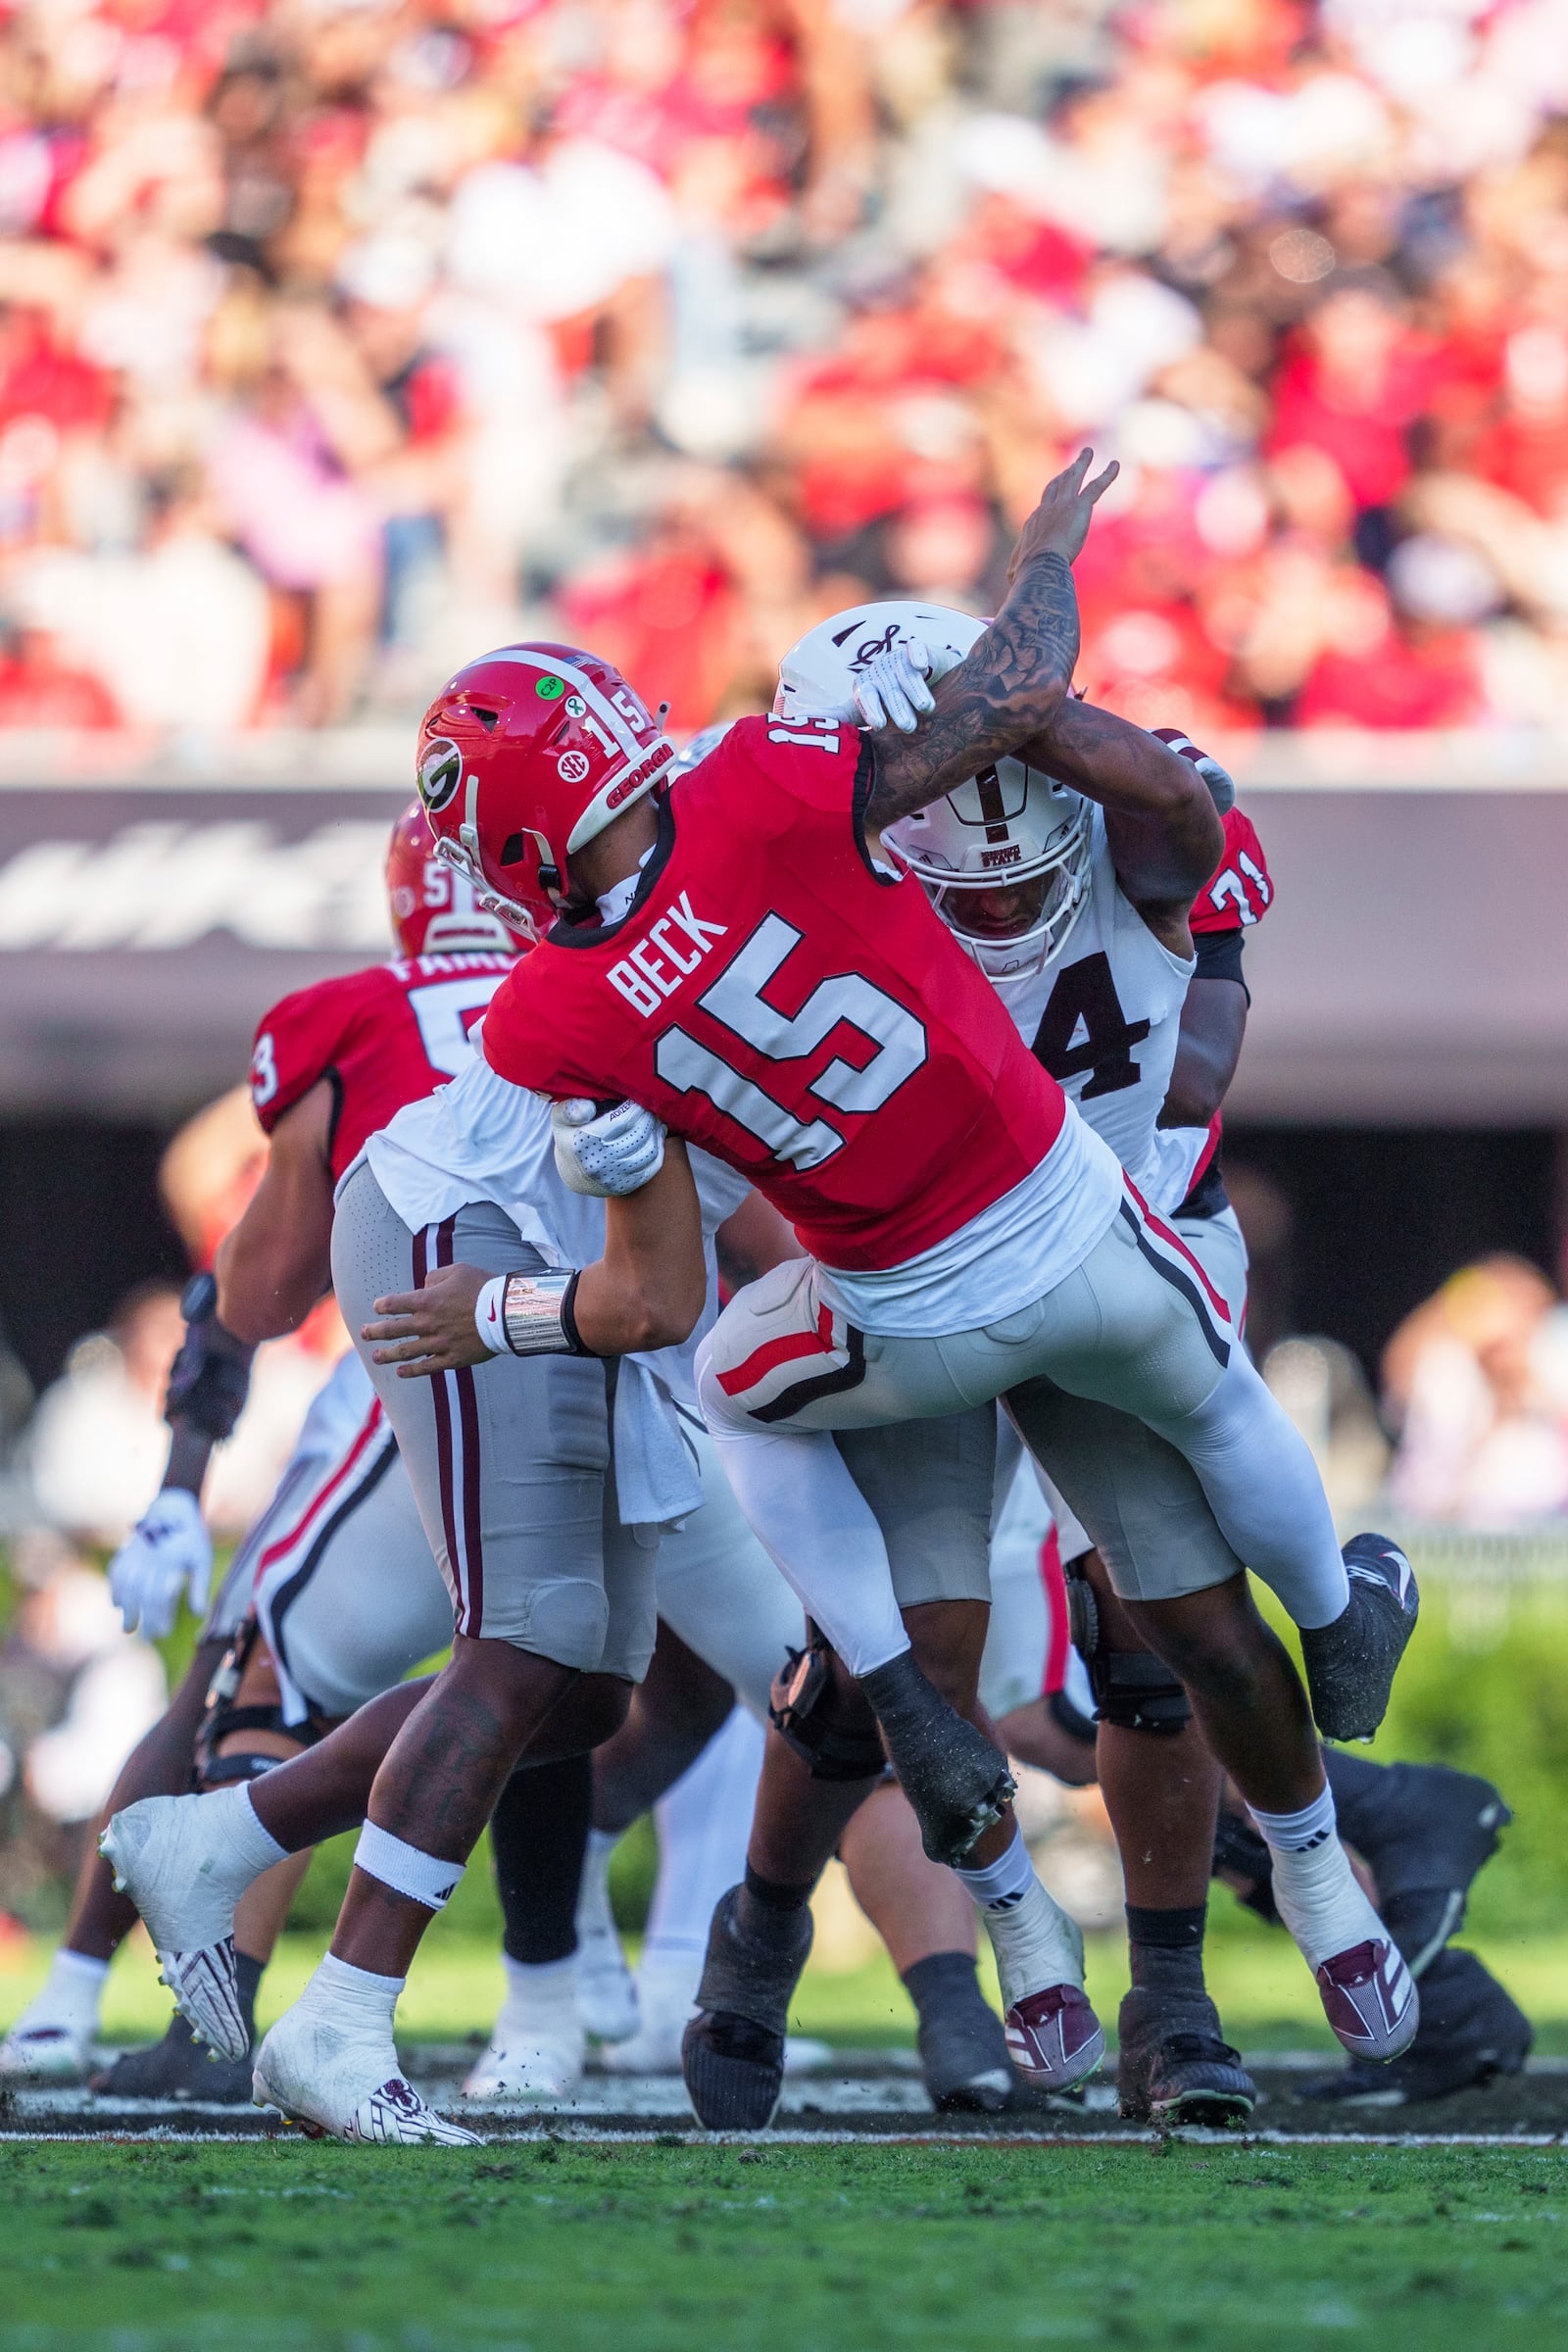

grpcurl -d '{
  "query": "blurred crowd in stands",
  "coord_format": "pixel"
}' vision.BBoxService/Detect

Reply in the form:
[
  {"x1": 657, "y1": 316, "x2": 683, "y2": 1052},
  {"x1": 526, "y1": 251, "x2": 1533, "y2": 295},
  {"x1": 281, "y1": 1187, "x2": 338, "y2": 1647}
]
[{"x1": 0, "y1": 0, "x2": 1567, "y2": 735}]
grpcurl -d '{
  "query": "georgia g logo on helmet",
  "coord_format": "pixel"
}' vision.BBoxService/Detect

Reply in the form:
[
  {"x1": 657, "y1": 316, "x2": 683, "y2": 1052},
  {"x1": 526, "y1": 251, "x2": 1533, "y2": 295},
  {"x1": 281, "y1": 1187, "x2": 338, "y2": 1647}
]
[{"x1": 417, "y1": 736, "x2": 464, "y2": 814}]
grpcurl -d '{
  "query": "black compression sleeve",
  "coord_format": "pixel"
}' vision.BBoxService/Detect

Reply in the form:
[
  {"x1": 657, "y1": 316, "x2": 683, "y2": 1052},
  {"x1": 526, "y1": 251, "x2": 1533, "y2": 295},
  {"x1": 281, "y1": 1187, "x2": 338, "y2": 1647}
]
[{"x1": 1191, "y1": 925, "x2": 1248, "y2": 995}]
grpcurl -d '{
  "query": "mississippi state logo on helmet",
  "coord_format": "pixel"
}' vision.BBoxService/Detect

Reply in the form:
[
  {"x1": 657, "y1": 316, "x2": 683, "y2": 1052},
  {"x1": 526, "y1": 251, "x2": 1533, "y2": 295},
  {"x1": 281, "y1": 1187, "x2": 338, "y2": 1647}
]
[
  {"x1": 385, "y1": 803, "x2": 527, "y2": 958},
  {"x1": 775, "y1": 601, "x2": 1094, "y2": 983},
  {"x1": 416, "y1": 643, "x2": 674, "y2": 939}
]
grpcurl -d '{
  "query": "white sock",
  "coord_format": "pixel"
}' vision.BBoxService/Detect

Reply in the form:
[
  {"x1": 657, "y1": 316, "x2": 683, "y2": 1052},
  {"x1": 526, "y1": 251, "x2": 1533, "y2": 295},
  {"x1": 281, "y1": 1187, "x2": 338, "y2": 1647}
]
[
  {"x1": 16, "y1": 1947, "x2": 110, "y2": 2038},
  {"x1": 300, "y1": 1951, "x2": 405, "y2": 2039},
  {"x1": 499, "y1": 1952, "x2": 576, "y2": 2023},
  {"x1": 1150, "y1": 1347, "x2": 1349, "y2": 1629},
  {"x1": 580, "y1": 1829, "x2": 619, "y2": 1923},
  {"x1": 214, "y1": 1785, "x2": 289, "y2": 1878},
  {"x1": 698, "y1": 1414, "x2": 909, "y2": 1677},
  {"x1": 1250, "y1": 1786, "x2": 1372, "y2": 1968},
  {"x1": 955, "y1": 1825, "x2": 1083, "y2": 2007}
]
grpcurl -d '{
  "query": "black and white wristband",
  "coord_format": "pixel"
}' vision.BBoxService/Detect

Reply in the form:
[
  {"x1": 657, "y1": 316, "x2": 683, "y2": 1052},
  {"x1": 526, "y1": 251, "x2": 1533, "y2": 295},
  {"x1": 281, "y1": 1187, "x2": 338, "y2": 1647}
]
[{"x1": 474, "y1": 1269, "x2": 594, "y2": 1358}]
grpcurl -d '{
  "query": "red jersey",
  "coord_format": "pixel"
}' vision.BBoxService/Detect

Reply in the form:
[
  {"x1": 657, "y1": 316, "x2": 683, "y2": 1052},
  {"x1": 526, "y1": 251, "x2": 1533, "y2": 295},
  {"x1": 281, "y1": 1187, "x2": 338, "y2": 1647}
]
[
  {"x1": 1183, "y1": 807, "x2": 1274, "y2": 1205},
  {"x1": 250, "y1": 951, "x2": 520, "y2": 1181},
  {"x1": 1191, "y1": 807, "x2": 1273, "y2": 936},
  {"x1": 480, "y1": 717, "x2": 1070, "y2": 1273}
]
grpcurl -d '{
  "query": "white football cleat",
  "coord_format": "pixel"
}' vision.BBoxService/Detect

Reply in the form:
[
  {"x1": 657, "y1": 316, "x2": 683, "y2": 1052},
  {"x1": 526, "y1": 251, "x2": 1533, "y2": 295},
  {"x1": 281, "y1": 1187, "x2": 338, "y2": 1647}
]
[
  {"x1": 985, "y1": 1882, "x2": 1105, "y2": 2094},
  {"x1": 0, "y1": 2017, "x2": 94, "y2": 2087},
  {"x1": 1272, "y1": 1846, "x2": 1420, "y2": 2063},
  {"x1": 599, "y1": 1954, "x2": 697, "y2": 2075},
  {"x1": 254, "y1": 2002, "x2": 480, "y2": 2145},
  {"x1": 464, "y1": 1962, "x2": 585, "y2": 2101},
  {"x1": 99, "y1": 1795, "x2": 251, "y2": 2062},
  {"x1": 1314, "y1": 1937, "x2": 1419, "y2": 2062}
]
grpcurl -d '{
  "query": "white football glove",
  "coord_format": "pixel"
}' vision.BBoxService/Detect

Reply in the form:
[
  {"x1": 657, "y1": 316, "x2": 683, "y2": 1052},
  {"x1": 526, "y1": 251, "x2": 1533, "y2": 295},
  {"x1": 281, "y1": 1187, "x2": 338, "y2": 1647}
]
[
  {"x1": 108, "y1": 1487, "x2": 213, "y2": 1641},
  {"x1": 551, "y1": 1097, "x2": 666, "y2": 1198},
  {"x1": 1150, "y1": 726, "x2": 1236, "y2": 814},
  {"x1": 853, "y1": 637, "x2": 936, "y2": 733}
]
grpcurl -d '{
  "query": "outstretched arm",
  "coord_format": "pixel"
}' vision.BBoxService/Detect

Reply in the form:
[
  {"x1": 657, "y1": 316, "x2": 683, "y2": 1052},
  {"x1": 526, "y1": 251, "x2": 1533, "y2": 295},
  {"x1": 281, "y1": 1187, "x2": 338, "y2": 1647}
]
[
  {"x1": 860, "y1": 450, "x2": 1117, "y2": 840},
  {"x1": 1024, "y1": 698, "x2": 1224, "y2": 917}
]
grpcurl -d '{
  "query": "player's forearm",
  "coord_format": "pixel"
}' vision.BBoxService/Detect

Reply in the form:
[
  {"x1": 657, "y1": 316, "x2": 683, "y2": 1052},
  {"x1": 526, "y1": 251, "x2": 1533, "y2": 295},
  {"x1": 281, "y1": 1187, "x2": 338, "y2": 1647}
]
[
  {"x1": 215, "y1": 1228, "x2": 332, "y2": 1344},
  {"x1": 862, "y1": 551, "x2": 1081, "y2": 830},
  {"x1": 1029, "y1": 700, "x2": 1223, "y2": 902},
  {"x1": 163, "y1": 1421, "x2": 215, "y2": 1495},
  {"x1": 573, "y1": 1143, "x2": 707, "y2": 1354}
]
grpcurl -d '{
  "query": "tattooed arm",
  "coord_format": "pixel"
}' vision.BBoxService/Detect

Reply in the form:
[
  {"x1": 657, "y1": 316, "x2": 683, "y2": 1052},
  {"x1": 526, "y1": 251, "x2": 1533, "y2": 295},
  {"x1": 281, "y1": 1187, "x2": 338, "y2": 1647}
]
[
  {"x1": 1021, "y1": 698, "x2": 1223, "y2": 946},
  {"x1": 860, "y1": 449, "x2": 1117, "y2": 841}
]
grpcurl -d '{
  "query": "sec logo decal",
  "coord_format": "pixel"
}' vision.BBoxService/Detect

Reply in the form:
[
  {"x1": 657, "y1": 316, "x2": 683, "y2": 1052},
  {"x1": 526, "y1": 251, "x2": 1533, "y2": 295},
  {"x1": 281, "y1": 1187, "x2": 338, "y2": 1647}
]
[{"x1": 557, "y1": 749, "x2": 591, "y2": 784}]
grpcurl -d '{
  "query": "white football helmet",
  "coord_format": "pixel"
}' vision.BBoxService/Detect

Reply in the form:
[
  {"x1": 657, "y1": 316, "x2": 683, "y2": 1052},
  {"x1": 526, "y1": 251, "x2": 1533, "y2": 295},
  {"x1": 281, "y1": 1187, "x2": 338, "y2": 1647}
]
[
  {"x1": 774, "y1": 601, "x2": 1094, "y2": 983},
  {"x1": 672, "y1": 720, "x2": 734, "y2": 776}
]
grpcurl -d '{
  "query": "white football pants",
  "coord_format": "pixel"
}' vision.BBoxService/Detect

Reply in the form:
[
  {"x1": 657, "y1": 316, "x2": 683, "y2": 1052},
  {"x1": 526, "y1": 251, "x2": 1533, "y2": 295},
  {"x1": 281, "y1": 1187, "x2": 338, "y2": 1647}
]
[{"x1": 697, "y1": 1186, "x2": 1349, "y2": 1677}]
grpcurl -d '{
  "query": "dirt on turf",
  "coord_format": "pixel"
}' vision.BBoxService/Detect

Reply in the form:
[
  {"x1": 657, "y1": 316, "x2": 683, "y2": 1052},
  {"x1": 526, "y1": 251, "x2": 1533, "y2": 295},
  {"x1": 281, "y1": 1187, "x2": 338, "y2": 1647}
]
[{"x1": 6, "y1": 2050, "x2": 1565, "y2": 2143}]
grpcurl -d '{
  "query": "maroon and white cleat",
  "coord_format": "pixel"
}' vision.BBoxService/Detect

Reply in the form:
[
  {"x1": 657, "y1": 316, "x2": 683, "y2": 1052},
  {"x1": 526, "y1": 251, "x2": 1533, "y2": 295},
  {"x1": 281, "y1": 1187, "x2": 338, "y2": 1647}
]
[
  {"x1": 1003, "y1": 1984, "x2": 1105, "y2": 2092},
  {"x1": 1315, "y1": 1938, "x2": 1418, "y2": 2062}
]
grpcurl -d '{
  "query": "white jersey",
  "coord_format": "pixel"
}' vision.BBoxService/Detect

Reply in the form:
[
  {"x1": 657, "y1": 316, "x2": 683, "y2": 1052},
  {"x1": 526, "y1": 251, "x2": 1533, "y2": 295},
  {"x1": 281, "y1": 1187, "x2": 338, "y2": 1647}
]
[
  {"x1": 996, "y1": 806, "x2": 1194, "y2": 1214},
  {"x1": 358, "y1": 1032, "x2": 750, "y2": 1518}
]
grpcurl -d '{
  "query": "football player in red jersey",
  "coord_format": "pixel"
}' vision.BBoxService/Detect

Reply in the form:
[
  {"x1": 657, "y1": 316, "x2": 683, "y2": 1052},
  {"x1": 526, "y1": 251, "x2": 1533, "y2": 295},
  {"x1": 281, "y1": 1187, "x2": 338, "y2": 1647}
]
[
  {"x1": 0, "y1": 811, "x2": 527, "y2": 2097},
  {"x1": 413, "y1": 452, "x2": 1420, "y2": 2106}
]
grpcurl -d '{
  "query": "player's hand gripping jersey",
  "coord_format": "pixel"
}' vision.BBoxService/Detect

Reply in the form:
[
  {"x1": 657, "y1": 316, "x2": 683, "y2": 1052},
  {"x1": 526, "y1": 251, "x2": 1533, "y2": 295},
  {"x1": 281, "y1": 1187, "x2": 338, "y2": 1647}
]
[
  {"x1": 251, "y1": 948, "x2": 520, "y2": 1181},
  {"x1": 480, "y1": 717, "x2": 1080, "y2": 1275}
]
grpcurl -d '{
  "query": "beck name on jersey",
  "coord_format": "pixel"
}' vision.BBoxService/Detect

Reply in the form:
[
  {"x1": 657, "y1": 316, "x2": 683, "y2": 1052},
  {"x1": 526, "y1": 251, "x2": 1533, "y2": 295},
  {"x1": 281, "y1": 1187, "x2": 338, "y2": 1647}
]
[{"x1": 478, "y1": 716, "x2": 1078, "y2": 1275}]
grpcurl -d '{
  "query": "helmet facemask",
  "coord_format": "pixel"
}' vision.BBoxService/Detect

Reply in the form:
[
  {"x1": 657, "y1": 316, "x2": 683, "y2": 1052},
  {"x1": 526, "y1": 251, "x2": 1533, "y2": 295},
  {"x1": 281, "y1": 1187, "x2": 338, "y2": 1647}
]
[
  {"x1": 913, "y1": 817, "x2": 1093, "y2": 981},
  {"x1": 886, "y1": 761, "x2": 1095, "y2": 984}
]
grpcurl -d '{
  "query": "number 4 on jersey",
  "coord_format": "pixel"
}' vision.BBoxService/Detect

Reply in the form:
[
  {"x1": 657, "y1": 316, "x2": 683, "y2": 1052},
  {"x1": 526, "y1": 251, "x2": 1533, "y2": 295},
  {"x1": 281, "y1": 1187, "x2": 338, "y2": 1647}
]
[{"x1": 1030, "y1": 951, "x2": 1150, "y2": 1100}]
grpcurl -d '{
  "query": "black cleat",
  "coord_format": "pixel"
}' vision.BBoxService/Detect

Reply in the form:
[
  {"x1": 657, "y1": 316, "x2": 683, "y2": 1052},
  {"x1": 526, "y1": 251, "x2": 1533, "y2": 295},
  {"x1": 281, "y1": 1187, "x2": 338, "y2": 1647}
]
[
  {"x1": 1323, "y1": 1756, "x2": 1511, "y2": 1977},
  {"x1": 1116, "y1": 1987, "x2": 1256, "y2": 2127},
  {"x1": 1300, "y1": 1945, "x2": 1532, "y2": 2105},
  {"x1": 858, "y1": 1650, "x2": 1015, "y2": 1866},
  {"x1": 682, "y1": 1886, "x2": 813, "y2": 2132},
  {"x1": 90, "y1": 2011, "x2": 254, "y2": 2103},
  {"x1": 904, "y1": 1955, "x2": 1012, "y2": 2114},
  {"x1": 681, "y1": 2012, "x2": 788, "y2": 2132},
  {"x1": 1299, "y1": 1533, "x2": 1418, "y2": 1743}
]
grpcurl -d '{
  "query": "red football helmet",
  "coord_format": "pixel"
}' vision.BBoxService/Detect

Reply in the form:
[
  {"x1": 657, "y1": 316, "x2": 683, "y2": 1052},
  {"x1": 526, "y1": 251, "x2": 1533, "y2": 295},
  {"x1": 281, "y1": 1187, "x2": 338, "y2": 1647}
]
[
  {"x1": 415, "y1": 642, "x2": 674, "y2": 939},
  {"x1": 385, "y1": 803, "x2": 527, "y2": 958}
]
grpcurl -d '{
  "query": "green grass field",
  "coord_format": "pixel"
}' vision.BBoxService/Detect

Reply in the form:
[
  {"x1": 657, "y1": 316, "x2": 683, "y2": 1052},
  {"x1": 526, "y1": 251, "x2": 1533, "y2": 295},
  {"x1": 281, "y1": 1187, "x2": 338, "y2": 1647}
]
[{"x1": 2, "y1": 2137, "x2": 1564, "y2": 2352}]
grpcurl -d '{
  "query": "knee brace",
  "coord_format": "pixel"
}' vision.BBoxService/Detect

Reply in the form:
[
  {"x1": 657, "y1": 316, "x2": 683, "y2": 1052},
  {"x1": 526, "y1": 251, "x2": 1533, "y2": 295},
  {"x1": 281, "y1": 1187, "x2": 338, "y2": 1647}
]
[
  {"x1": 1062, "y1": 1558, "x2": 1191, "y2": 1737},
  {"x1": 768, "y1": 1631, "x2": 887, "y2": 1783},
  {"x1": 193, "y1": 1619, "x2": 318, "y2": 1789},
  {"x1": 1092, "y1": 1649, "x2": 1193, "y2": 1736}
]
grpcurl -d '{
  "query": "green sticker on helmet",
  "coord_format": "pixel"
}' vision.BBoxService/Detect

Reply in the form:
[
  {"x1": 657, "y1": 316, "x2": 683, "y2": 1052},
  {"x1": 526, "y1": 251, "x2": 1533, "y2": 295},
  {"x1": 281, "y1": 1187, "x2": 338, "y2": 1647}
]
[{"x1": 535, "y1": 675, "x2": 565, "y2": 700}]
